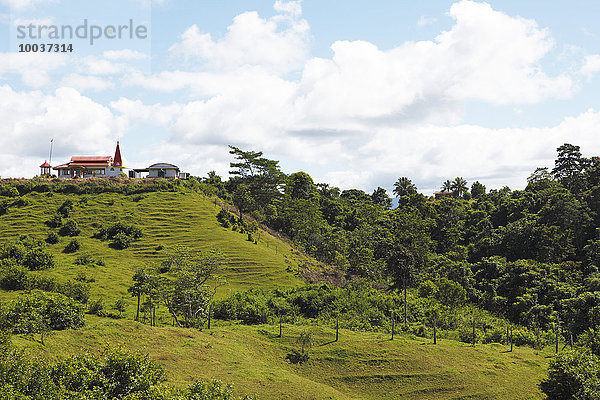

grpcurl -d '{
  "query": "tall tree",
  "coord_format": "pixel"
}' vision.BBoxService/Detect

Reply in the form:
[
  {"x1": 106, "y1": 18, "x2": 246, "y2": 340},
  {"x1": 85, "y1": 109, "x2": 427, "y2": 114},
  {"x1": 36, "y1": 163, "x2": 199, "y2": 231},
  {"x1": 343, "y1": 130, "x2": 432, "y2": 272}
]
[
  {"x1": 371, "y1": 187, "x2": 392, "y2": 209},
  {"x1": 552, "y1": 143, "x2": 585, "y2": 193},
  {"x1": 451, "y1": 177, "x2": 468, "y2": 197},
  {"x1": 393, "y1": 177, "x2": 417, "y2": 198},
  {"x1": 228, "y1": 146, "x2": 285, "y2": 215},
  {"x1": 441, "y1": 180, "x2": 453, "y2": 192},
  {"x1": 471, "y1": 181, "x2": 486, "y2": 199}
]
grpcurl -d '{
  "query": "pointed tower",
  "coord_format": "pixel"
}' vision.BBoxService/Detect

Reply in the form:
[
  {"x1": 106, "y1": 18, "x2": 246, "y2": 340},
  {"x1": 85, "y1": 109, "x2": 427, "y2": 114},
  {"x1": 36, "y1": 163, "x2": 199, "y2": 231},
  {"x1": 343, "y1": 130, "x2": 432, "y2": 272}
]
[{"x1": 114, "y1": 141, "x2": 123, "y2": 167}]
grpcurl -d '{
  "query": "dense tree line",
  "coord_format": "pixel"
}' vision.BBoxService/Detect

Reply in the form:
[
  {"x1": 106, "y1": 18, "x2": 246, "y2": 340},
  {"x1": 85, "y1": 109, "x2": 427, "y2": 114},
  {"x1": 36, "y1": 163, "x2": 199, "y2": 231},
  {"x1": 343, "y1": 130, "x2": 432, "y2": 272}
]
[{"x1": 204, "y1": 144, "x2": 600, "y2": 347}]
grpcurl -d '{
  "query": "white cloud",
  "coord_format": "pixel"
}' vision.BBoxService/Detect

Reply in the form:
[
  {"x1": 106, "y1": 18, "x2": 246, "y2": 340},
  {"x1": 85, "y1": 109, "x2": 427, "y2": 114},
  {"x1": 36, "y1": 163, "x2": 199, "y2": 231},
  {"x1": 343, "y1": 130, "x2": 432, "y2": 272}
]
[
  {"x1": 111, "y1": 0, "x2": 586, "y2": 190},
  {"x1": 0, "y1": 52, "x2": 67, "y2": 87},
  {"x1": 61, "y1": 74, "x2": 114, "y2": 91},
  {"x1": 103, "y1": 49, "x2": 149, "y2": 61},
  {"x1": 0, "y1": 85, "x2": 127, "y2": 178},
  {"x1": 273, "y1": 0, "x2": 302, "y2": 18},
  {"x1": 0, "y1": 0, "x2": 56, "y2": 11},
  {"x1": 580, "y1": 54, "x2": 600, "y2": 79},
  {"x1": 168, "y1": 2, "x2": 310, "y2": 75},
  {"x1": 417, "y1": 16, "x2": 436, "y2": 27}
]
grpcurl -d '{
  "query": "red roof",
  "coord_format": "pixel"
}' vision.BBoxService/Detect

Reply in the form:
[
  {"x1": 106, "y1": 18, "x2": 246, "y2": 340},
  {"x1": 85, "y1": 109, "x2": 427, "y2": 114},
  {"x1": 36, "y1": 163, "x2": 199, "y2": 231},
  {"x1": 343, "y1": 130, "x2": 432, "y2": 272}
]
[
  {"x1": 113, "y1": 141, "x2": 122, "y2": 167},
  {"x1": 68, "y1": 163, "x2": 111, "y2": 167},
  {"x1": 40, "y1": 161, "x2": 51, "y2": 168},
  {"x1": 71, "y1": 156, "x2": 111, "y2": 162}
]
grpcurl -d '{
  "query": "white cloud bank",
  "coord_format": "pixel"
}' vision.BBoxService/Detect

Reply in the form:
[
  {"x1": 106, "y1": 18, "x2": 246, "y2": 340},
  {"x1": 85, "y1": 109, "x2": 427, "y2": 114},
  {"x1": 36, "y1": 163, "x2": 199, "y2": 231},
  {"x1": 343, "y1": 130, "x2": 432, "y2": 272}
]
[{"x1": 3, "y1": 1, "x2": 599, "y2": 193}]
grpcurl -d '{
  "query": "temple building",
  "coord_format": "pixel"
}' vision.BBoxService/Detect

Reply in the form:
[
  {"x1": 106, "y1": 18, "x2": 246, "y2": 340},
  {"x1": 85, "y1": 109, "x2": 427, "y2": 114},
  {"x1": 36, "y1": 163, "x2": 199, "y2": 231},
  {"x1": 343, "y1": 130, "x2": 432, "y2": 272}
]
[{"x1": 53, "y1": 142, "x2": 127, "y2": 178}]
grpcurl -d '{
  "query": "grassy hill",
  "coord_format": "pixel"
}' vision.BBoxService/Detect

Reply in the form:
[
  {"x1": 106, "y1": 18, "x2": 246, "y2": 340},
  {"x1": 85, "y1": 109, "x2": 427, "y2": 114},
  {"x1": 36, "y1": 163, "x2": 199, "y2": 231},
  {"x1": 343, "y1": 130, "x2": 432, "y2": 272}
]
[
  {"x1": 0, "y1": 187, "x2": 551, "y2": 399},
  {"x1": 0, "y1": 190, "x2": 305, "y2": 311},
  {"x1": 15, "y1": 317, "x2": 549, "y2": 400}
]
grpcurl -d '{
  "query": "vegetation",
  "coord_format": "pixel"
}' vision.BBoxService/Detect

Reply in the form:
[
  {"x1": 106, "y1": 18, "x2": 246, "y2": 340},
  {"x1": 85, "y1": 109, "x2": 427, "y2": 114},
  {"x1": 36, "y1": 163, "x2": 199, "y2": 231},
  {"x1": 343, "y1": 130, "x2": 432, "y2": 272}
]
[{"x1": 3, "y1": 142, "x2": 600, "y2": 397}]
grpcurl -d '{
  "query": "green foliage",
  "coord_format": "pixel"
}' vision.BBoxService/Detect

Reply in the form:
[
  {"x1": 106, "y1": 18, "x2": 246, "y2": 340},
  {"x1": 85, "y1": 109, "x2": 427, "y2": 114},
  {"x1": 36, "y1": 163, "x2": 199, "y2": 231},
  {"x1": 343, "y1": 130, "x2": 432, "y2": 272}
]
[
  {"x1": 57, "y1": 199, "x2": 74, "y2": 217},
  {"x1": 64, "y1": 239, "x2": 80, "y2": 253},
  {"x1": 95, "y1": 221, "x2": 142, "y2": 249},
  {"x1": 0, "y1": 291, "x2": 84, "y2": 335},
  {"x1": 46, "y1": 231, "x2": 59, "y2": 244},
  {"x1": 541, "y1": 350, "x2": 600, "y2": 400},
  {"x1": 58, "y1": 219, "x2": 80, "y2": 237},
  {"x1": 45, "y1": 214, "x2": 63, "y2": 228},
  {"x1": 0, "y1": 235, "x2": 54, "y2": 270}
]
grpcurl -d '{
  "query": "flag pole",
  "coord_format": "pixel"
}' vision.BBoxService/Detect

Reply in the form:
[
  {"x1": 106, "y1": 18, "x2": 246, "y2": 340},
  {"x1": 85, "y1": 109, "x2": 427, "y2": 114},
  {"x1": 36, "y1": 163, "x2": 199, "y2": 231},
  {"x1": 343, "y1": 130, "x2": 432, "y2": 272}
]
[{"x1": 49, "y1": 139, "x2": 53, "y2": 165}]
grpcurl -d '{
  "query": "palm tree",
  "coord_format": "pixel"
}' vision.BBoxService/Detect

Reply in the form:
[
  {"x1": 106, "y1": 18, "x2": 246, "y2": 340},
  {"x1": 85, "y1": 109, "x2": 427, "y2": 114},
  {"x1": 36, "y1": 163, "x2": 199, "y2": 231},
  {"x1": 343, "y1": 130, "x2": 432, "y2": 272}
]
[
  {"x1": 393, "y1": 177, "x2": 417, "y2": 197},
  {"x1": 451, "y1": 177, "x2": 468, "y2": 197},
  {"x1": 441, "y1": 180, "x2": 452, "y2": 192}
]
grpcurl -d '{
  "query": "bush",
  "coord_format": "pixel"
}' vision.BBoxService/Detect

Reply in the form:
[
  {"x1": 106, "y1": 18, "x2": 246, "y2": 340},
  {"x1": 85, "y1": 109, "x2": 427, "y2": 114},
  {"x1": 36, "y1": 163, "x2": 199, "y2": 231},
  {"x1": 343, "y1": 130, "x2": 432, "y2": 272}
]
[
  {"x1": 74, "y1": 253, "x2": 97, "y2": 265},
  {"x1": 540, "y1": 350, "x2": 600, "y2": 400},
  {"x1": 0, "y1": 236, "x2": 54, "y2": 270},
  {"x1": 57, "y1": 199, "x2": 73, "y2": 217},
  {"x1": 58, "y1": 219, "x2": 80, "y2": 237},
  {"x1": 88, "y1": 298, "x2": 104, "y2": 316},
  {"x1": 45, "y1": 231, "x2": 59, "y2": 244},
  {"x1": 0, "y1": 291, "x2": 85, "y2": 333},
  {"x1": 64, "y1": 239, "x2": 80, "y2": 253},
  {"x1": 112, "y1": 231, "x2": 133, "y2": 249},
  {"x1": 45, "y1": 214, "x2": 62, "y2": 228}
]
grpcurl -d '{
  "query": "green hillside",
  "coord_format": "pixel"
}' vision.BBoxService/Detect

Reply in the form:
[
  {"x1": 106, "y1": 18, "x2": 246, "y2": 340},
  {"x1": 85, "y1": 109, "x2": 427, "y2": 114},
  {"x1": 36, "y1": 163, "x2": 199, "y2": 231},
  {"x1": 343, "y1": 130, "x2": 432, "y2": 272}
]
[
  {"x1": 15, "y1": 317, "x2": 549, "y2": 400},
  {"x1": 0, "y1": 187, "x2": 553, "y2": 399},
  {"x1": 0, "y1": 190, "x2": 304, "y2": 310}
]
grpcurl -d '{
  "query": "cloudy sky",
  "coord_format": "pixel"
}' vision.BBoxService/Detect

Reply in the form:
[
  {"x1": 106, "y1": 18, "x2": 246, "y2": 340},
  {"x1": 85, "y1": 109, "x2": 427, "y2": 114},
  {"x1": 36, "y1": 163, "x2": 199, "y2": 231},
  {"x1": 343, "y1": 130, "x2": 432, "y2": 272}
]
[{"x1": 2, "y1": 0, "x2": 600, "y2": 194}]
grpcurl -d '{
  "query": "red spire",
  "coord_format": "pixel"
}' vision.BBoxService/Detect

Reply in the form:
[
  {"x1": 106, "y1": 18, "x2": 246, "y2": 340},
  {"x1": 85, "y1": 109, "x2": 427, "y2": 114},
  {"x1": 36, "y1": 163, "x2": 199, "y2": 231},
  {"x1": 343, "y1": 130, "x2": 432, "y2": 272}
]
[
  {"x1": 40, "y1": 160, "x2": 51, "y2": 168},
  {"x1": 114, "y1": 141, "x2": 123, "y2": 167}
]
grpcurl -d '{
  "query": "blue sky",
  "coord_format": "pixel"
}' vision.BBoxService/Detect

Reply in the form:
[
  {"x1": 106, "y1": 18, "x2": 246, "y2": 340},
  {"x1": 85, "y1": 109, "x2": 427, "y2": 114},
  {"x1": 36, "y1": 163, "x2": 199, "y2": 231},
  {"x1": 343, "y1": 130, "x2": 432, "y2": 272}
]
[{"x1": 2, "y1": 0, "x2": 600, "y2": 195}]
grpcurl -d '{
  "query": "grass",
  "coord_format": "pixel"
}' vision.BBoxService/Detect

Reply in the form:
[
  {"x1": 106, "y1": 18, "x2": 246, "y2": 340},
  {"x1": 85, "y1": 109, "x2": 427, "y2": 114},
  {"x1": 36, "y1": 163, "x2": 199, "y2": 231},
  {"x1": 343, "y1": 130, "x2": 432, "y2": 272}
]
[
  {"x1": 1, "y1": 189, "x2": 552, "y2": 399},
  {"x1": 15, "y1": 317, "x2": 551, "y2": 400},
  {"x1": 0, "y1": 191, "x2": 306, "y2": 315}
]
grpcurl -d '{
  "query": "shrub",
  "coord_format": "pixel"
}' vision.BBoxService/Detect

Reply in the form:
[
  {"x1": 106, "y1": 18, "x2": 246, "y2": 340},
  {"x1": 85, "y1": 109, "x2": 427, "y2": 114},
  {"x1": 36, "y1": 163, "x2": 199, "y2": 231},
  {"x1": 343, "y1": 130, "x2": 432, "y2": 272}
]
[
  {"x1": 0, "y1": 200, "x2": 9, "y2": 215},
  {"x1": 64, "y1": 239, "x2": 80, "y2": 253},
  {"x1": 0, "y1": 236, "x2": 54, "y2": 270},
  {"x1": 112, "y1": 231, "x2": 133, "y2": 249},
  {"x1": 45, "y1": 214, "x2": 62, "y2": 228},
  {"x1": 0, "y1": 291, "x2": 85, "y2": 333},
  {"x1": 45, "y1": 231, "x2": 59, "y2": 244},
  {"x1": 540, "y1": 350, "x2": 600, "y2": 400},
  {"x1": 57, "y1": 199, "x2": 74, "y2": 217},
  {"x1": 59, "y1": 219, "x2": 80, "y2": 237},
  {"x1": 88, "y1": 298, "x2": 104, "y2": 316},
  {"x1": 74, "y1": 253, "x2": 96, "y2": 265}
]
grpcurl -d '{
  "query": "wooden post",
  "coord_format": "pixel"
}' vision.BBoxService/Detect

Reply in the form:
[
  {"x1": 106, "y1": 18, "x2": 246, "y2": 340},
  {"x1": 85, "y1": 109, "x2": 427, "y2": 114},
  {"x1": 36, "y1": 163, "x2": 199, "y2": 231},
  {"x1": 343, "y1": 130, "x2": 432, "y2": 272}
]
[
  {"x1": 403, "y1": 281, "x2": 408, "y2": 330},
  {"x1": 507, "y1": 326, "x2": 510, "y2": 346},
  {"x1": 570, "y1": 333, "x2": 573, "y2": 350},
  {"x1": 208, "y1": 304, "x2": 212, "y2": 329},
  {"x1": 391, "y1": 311, "x2": 395, "y2": 341},
  {"x1": 555, "y1": 324, "x2": 559, "y2": 354},
  {"x1": 152, "y1": 305, "x2": 156, "y2": 327},
  {"x1": 472, "y1": 312, "x2": 476, "y2": 347},
  {"x1": 510, "y1": 326, "x2": 513, "y2": 352}
]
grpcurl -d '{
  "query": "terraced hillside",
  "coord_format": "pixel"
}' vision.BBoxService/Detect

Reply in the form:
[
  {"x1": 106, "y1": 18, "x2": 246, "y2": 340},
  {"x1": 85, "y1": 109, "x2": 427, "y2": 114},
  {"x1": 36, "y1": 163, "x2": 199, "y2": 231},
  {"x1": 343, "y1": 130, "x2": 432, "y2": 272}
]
[{"x1": 0, "y1": 190, "x2": 305, "y2": 310}]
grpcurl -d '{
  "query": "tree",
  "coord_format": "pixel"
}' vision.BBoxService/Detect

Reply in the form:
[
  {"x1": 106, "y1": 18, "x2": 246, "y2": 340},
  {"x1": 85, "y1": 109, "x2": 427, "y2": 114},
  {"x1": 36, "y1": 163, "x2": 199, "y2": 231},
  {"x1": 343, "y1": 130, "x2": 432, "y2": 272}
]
[
  {"x1": 441, "y1": 180, "x2": 453, "y2": 192},
  {"x1": 154, "y1": 247, "x2": 227, "y2": 328},
  {"x1": 128, "y1": 268, "x2": 153, "y2": 322},
  {"x1": 470, "y1": 181, "x2": 486, "y2": 199},
  {"x1": 393, "y1": 177, "x2": 417, "y2": 198},
  {"x1": 228, "y1": 146, "x2": 285, "y2": 215},
  {"x1": 371, "y1": 187, "x2": 392, "y2": 209},
  {"x1": 552, "y1": 143, "x2": 586, "y2": 193},
  {"x1": 451, "y1": 177, "x2": 468, "y2": 198}
]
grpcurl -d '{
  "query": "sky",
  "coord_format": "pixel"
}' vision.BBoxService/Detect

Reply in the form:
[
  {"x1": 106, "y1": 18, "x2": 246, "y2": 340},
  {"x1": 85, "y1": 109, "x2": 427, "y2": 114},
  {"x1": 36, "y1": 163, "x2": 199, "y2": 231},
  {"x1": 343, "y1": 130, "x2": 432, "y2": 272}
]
[{"x1": 2, "y1": 0, "x2": 600, "y2": 195}]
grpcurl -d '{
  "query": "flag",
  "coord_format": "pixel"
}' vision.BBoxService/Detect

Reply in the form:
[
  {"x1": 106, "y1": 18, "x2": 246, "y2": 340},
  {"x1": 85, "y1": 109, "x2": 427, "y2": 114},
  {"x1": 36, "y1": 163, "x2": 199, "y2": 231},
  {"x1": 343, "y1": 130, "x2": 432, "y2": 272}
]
[{"x1": 51, "y1": 139, "x2": 53, "y2": 143}]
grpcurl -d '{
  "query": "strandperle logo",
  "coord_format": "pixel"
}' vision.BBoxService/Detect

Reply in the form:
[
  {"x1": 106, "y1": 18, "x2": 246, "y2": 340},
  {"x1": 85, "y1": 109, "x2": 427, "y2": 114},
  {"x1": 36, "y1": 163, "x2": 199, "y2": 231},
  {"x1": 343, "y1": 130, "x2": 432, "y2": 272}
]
[{"x1": 16, "y1": 19, "x2": 148, "y2": 45}]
